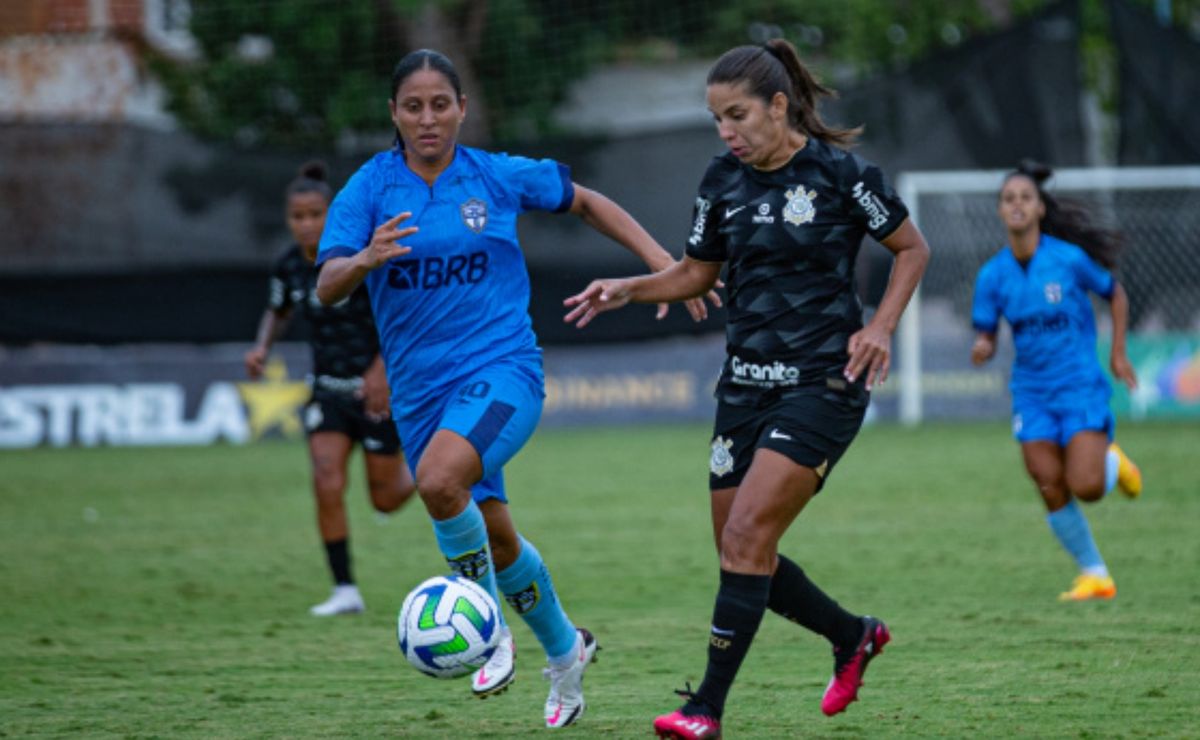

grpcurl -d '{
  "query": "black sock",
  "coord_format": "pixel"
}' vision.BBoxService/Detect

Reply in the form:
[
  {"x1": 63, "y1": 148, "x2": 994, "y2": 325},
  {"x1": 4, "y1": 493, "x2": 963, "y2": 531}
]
[
  {"x1": 691, "y1": 570, "x2": 771, "y2": 719},
  {"x1": 768, "y1": 555, "x2": 861, "y2": 649},
  {"x1": 324, "y1": 538, "x2": 353, "y2": 585}
]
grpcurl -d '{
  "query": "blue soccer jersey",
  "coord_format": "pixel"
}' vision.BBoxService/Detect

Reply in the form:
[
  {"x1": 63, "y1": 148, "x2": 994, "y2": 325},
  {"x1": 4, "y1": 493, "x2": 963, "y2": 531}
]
[
  {"x1": 972, "y1": 234, "x2": 1115, "y2": 402},
  {"x1": 317, "y1": 145, "x2": 574, "y2": 419}
]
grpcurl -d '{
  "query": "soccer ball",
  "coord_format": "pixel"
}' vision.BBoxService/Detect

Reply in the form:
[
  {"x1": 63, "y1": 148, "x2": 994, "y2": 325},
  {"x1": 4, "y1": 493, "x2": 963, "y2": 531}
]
[{"x1": 396, "y1": 575, "x2": 501, "y2": 678}]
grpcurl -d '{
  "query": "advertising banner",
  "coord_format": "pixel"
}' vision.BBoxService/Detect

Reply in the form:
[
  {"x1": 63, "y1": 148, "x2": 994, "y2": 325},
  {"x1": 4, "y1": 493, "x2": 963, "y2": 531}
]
[
  {"x1": 4, "y1": 332, "x2": 1192, "y2": 449},
  {"x1": 1103, "y1": 334, "x2": 1200, "y2": 419},
  {"x1": 0, "y1": 339, "x2": 726, "y2": 448}
]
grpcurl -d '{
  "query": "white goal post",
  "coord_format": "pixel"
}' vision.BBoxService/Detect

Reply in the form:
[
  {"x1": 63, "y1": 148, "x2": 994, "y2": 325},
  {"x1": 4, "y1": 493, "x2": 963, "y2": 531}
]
[{"x1": 894, "y1": 165, "x2": 1200, "y2": 426}]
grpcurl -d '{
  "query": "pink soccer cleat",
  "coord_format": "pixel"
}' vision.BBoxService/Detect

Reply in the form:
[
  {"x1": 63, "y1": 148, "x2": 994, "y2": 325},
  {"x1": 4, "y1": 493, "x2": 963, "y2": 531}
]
[{"x1": 821, "y1": 616, "x2": 890, "y2": 716}]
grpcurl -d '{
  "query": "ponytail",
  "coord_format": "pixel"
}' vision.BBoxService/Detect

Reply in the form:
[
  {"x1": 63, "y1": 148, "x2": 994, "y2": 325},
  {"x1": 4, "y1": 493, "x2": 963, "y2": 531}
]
[
  {"x1": 763, "y1": 39, "x2": 860, "y2": 147},
  {"x1": 709, "y1": 39, "x2": 860, "y2": 148}
]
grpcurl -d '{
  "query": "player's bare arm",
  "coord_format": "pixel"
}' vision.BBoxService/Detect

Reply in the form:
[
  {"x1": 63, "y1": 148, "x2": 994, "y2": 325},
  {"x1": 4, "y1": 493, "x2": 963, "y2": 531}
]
[
  {"x1": 844, "y1": 218, "x2": 930, "y2": 389},
  {"x1": 564, "y1": 256, "x2": 722, "y2": 329},
  {"x1": 245, "y1": 306, "x2": 294, "y2": 379},
  {"x1": 316, "y1": 212, "x2": 418, "y2": 305},
  {"x1": 569, "y1": 184, "x2": 722, "y2": 321},
  {"x1": 1108, "y1": 282, "x2": 1137, "y2": 389}
]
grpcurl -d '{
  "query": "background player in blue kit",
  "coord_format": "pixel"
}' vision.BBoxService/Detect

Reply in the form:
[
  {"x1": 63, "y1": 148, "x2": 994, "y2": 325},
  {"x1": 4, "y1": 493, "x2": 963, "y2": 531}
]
[
  {"x1": 245, "y1": 161, "x2": 415, "y2": 617},
  {"x1": 314, "y1": 49, "x2": 717, "y2": 728},
  {"x1": 566, "y1": 39, "x2": 929, "y2": 739},
  {"x1": 971, "y1": 160, "x2": 1143, "y2": 602}
]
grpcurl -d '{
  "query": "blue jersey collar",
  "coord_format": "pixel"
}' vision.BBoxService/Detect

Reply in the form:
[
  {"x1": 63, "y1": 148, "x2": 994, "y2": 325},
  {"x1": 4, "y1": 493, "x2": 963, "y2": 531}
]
[
  {"x1": 392, "y1": 143, "x2": 465, "y2": 188},
  {"x1": 1004, "y1": 233, "x2": 1047, "y2": 271}
]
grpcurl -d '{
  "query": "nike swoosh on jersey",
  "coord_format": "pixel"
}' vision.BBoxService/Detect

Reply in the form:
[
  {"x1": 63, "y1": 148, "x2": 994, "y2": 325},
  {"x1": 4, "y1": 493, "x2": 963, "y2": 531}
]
[{"x1": 724, "y1": 205, "x2": 747, "y2": 219}]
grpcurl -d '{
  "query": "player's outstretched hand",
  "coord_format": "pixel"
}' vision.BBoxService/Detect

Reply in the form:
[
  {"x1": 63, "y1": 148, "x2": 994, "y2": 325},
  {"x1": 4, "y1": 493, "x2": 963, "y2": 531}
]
[
  {"x1": 1111, "y1": 350, "x2": 1138, "y2": 390},
  {"x1": 361, "y1": 212, "x2": 418, "y2": 270},
  {"x1": 679, "y1": 282, "x2": 724, "y2": 322},
  {"x1": 845, "y1": 323, "x2": 891, "y2": 391},
  {"x1": 564, "y1": 279, "x2": 634, "y2": 328}
]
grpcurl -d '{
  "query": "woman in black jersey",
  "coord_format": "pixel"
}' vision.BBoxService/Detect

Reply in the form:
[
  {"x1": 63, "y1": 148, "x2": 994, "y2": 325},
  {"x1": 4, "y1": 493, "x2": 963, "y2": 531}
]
[
  {"x1": 565, "y1": 40, "x2": 929, "y2": 739},
  {"x1": 246, "y1": 161, "x2": 416, "y2": 617}
]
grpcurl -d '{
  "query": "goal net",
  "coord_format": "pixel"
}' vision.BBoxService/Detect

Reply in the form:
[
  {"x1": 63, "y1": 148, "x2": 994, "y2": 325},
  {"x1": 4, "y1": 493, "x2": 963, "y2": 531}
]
[{"x1": 886, "y1": 166, "x2": 1200, "y2": 425}]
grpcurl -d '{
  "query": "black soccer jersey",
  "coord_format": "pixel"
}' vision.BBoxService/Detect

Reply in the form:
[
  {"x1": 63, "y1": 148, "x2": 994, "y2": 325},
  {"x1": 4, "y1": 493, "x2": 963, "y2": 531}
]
[
  {"x1": 269, "y1": 245, "x2": 380, "y2": 383},
  {"x1": 685, "y1": 138, "x2": 909, "y2": 405}
]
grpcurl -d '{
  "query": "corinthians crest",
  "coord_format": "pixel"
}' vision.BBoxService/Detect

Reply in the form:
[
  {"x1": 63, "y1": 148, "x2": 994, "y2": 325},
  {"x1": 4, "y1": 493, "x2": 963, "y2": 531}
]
[
  {"x1": 460, "y1": 197, "x2": 488, "y2": 233},
  {"x1": 783, "y1": 185, "x2": 818, "y2": 226},
  {"x1": 710, "y1": 435, "x2": 735, "y2": 477}
]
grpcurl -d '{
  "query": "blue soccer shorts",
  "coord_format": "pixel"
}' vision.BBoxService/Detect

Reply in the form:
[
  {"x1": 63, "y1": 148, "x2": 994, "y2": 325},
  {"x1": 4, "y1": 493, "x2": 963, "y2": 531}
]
[
  {"x1": 397, "y1": 356, "x2": 545, "y2": 504},
  {"x1": 1012, "y1": 392, "x2": 1114, "y2": 447}
]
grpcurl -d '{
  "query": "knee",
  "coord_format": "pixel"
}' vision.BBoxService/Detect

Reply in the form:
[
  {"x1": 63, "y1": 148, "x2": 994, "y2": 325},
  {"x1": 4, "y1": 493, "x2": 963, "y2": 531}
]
[
  {"x1": 719, "y1": 516, "x2": 772, "y2": 570},
  {"x1": 1068, "y1": 471, "x2": 1106, "y2": 502},
  {"x1": 370, "y1": 487, "x2": 401, "y2": 513},
  {"x1": 368, "y1": 477, "x2": 413, "y2": 513},
  {"x1": 1026, "y1": 468, "x2": 1067, "y2": 508},
  {"x1": 1037, "y1": 483, "x2": 1071, "y2": 511},
  {"x1": 415, "y1": 464, "x2": 470, "y2": 517},
  {"x1": 312, "y1": 462, "x2": 346, "y2": 501}
]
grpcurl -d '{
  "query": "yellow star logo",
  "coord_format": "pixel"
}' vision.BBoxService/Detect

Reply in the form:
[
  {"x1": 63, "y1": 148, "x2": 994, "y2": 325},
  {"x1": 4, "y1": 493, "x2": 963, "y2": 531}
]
[{"x1": 236, "y1": 358, "x2": 310, "y2": 440}]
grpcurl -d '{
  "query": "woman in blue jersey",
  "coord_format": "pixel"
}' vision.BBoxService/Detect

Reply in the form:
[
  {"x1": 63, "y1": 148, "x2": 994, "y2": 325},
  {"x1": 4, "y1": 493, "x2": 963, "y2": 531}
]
[
  {"x1": 971, "y1": 160, "x2": 1142, "y2": 602},
  {"x1": 245, "y1": 161, "x2": 415, "y2": 617},
  {"x1": 314, "y1": 49, "x2": 716, "y2": 728},
  {"x1": 566, "y1": 39, "x2": 929, "y2": 740}
]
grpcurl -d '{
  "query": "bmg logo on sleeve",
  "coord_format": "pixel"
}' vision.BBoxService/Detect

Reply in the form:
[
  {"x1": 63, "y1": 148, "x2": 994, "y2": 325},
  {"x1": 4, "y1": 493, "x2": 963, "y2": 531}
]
[{"x1": 387, "y1": 251, "x2": 489, "y2": 290}]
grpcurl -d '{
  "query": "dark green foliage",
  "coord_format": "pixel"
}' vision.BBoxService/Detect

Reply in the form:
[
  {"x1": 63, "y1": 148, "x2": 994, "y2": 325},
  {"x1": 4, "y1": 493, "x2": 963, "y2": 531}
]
[
  {"x1": 150, "y1": 0, "x2": 1200, "y2": 147},
  {"x1": 153, "y1": 0, "x2": 396, "y2": 148}
]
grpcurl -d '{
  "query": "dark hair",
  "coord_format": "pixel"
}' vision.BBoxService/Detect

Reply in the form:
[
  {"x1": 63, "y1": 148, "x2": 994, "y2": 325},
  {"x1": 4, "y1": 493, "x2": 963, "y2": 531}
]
[
  {"x1": 285, "y1": 160, "x2": 332, "y2": 202},
  {"x1": 390, "y1": 48, "x2": 462, "y2": 100},
  {"x1": 1003, "y1": 159, "x2": 1123, "y2": 269},
  {"x1": 707, "y1": 39, "x2": 860, "y2": 148}
]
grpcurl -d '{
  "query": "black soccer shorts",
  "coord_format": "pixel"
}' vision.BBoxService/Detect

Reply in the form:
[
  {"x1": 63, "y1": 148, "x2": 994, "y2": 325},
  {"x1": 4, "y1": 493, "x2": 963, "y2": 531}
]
[
  {"x1": 304, "y1": 388, "x2": 401, "y2": 455},
  {"x1": 708, "y1": 379, "x2": 868, "y2": 492}
]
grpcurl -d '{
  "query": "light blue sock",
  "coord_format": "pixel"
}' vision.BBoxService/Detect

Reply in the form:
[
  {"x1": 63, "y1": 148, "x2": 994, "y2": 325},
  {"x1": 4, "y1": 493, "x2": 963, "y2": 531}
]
[
  {"x1": 1046, "y1": 499, "x2": 1108, "y2": 577},
  {"x1": 1104, "y1": 448, "x2": 1120, "y2": 496},
  {"x1": 432, "y1": 501, "x2": 506, "y2": 628},
  {"x1": 495, "y1": 536, "x2": 577, "y2": 663}
]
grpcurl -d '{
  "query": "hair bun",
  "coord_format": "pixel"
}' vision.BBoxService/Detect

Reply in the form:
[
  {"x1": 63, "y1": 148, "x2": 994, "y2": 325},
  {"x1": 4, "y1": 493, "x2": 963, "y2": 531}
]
[
  {"x1": 1017, "y1": 158, "x2": 1052, "y2": 185},
  {"x1": 298, "y1": 160, "x2": 329, "y2": 182}
]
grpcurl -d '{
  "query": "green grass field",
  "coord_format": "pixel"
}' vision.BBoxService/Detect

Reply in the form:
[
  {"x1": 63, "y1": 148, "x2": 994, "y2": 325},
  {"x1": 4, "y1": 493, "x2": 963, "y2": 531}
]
[{"x1": 2, "y1": 422, "x2": 1198, "y2": 738}]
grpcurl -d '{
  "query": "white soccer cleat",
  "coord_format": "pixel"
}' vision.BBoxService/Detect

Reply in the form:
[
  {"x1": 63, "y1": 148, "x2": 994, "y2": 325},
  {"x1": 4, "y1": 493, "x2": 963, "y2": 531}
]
[
  {"x1": 309, "y1": 584, "x2": 365, "y2": 617},
  {"x1": 543, "y1": 628, "x2": 598, "y2": 728},
  {"x1": 472, "y1": 627, "x2": 515, "y2": 698}
]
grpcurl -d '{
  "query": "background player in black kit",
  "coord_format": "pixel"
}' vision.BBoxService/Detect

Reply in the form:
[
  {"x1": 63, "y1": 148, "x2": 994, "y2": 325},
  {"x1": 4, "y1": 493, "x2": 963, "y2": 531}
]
[
  {"x1": 565, "y1": 39, "x2": 930, "y2": 739},
  {"x1": 245, "y1": 161, "x2": 416, "y2": 617}
]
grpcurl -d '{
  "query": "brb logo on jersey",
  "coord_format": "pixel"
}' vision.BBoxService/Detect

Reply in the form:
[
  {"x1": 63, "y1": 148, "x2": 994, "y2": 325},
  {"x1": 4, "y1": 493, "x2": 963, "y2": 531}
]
[{"x1": 387, "y1": 252, "x2": 489, "y2": 290}]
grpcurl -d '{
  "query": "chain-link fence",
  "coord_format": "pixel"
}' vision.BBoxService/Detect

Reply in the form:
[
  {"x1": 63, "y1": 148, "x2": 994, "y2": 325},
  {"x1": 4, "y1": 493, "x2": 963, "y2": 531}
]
[{"x1": 888, "y1": 166, "x2": 1200, "y2": 423}]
